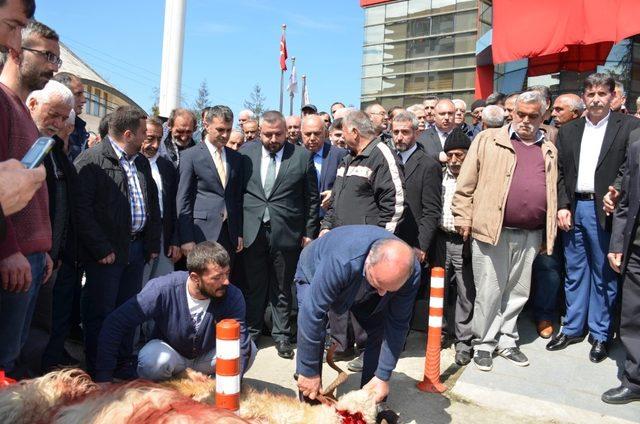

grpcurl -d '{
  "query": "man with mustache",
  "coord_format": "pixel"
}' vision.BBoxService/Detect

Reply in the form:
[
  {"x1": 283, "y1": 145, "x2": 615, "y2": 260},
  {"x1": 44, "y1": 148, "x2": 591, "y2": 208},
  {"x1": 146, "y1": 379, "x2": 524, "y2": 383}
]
[
  {"x1": 418, "y1": 99, "x2": 456, "y2": 163},
  {"x1": 453, "y1": 91, "x2": 558, "y2": 371},
  {"x1": 95, "y1": 241, "x2": 255, "y2": 382},
  {"x1": 548, "y1": 73, "x2": 640, "y2": 363},
  {"x1": 0, "y1": 20, "x2": 58, "y2": 378}
]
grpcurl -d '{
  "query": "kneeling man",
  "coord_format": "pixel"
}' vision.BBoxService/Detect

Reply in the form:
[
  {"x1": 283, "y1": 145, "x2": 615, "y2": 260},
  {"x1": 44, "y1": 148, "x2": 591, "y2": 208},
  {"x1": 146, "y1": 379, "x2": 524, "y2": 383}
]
[
  {"x1": 295, "y1": 225, "x2": 420, "y2": 403},
  {"x1": 94, "y1": 241, "x2": 255, "y2": 382}
]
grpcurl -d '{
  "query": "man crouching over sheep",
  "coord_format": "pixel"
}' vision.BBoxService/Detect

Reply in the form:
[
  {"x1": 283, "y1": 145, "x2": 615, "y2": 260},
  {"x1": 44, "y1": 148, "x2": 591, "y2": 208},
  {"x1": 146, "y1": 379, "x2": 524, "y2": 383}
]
[
  {"x1": 295, "y1": 225, "x2": 421, "y2": 404},
  {"x1": 94, "y1": 241, "x2": 255, "y2": 383}
]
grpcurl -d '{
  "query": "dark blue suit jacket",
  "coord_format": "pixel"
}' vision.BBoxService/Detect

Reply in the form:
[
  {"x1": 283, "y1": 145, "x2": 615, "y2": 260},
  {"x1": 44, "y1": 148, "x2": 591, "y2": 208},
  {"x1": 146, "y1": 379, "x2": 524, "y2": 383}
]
[
  {"x1": 317, "y1": 142, "x2": 347, "y2": 219},
  {"x1": 294, "y1": 225, "x2": 420, "y2": 380},
  {"x1": 176, "y1": 143, "x2": 243, "y2": 248}
]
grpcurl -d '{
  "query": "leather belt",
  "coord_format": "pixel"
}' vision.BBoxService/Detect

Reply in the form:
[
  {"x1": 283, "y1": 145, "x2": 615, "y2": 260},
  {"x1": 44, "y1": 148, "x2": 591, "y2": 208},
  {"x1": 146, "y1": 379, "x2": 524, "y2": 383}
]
[{"x1": 575, "y1": 192, "x2": 595, "y2": 201}]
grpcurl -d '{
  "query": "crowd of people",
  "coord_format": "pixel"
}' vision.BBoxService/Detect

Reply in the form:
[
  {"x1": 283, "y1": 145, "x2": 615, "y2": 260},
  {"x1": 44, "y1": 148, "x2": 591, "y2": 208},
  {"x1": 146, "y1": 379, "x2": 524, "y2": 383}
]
[{"x1": 1, "y1": 0, "x2": 640, "y2": 408}]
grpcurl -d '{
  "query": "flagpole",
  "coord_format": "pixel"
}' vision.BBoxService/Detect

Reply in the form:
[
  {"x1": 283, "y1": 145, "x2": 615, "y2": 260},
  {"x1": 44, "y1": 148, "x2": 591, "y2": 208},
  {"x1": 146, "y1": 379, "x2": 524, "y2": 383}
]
[
  {"x1": 301, "y1": 75, "x2": 307, "y2": 109},
  {"x1": 289, "y1": 57, "x2": 296, "y2": 116},
  {"x1": 279, "y1": 24, "x2": 286, "y2": 113}
]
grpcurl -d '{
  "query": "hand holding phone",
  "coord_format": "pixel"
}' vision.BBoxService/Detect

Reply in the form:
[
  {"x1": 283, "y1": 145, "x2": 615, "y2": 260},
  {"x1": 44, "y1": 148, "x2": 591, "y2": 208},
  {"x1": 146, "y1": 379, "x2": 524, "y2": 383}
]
[{"x1": 21, "y1": 137, "x2": 56, "y2": 169}]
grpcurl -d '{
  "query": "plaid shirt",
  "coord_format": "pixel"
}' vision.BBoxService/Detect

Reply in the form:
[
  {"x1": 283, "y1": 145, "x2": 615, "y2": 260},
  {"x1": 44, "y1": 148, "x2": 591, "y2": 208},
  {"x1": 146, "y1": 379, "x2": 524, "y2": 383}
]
[
  {"x1": 109, "y1": 139, "x2": 147, "y2": 234},
  {"x1": 440, "y1": 167, "x2": 458, "y2": 233}
]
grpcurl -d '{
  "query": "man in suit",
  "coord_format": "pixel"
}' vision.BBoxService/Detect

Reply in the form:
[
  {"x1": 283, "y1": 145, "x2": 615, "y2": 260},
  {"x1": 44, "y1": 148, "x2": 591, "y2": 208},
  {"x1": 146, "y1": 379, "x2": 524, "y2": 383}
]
[
  {"x1": 177, "y1": 105, "x2": 244, "y2": 263},
  {"x1": 603, "y1": 132, "x2": 640, "y2": 404},
  {"x1": 548, "y1": 73, "x2": 640, "y2": 362},
  {"x1": 140, "y1": 116, "x2": 181, "y2": 283},
  {"x1": 286, "y1": 115, "x2": 302, "y2": 145},
  {"x1": 417, "y1": 99, "x2": 456, "y2": 164},
  {"x1": 75, "y1": 106, "x2": 161, "y2": 378},
  {"x1": 300, "y1": 114, "x2": 347, "y2": 219},
  {"x1": 241, "y1": 110, "x2": 319, "y2": 359}
]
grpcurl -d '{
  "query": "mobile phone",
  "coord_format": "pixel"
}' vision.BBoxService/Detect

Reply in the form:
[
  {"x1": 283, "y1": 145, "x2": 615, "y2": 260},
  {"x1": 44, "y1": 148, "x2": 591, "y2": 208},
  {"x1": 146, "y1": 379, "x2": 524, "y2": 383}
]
[{"x1": 21, "y1": 137, "x2": 56, "y2": 169}]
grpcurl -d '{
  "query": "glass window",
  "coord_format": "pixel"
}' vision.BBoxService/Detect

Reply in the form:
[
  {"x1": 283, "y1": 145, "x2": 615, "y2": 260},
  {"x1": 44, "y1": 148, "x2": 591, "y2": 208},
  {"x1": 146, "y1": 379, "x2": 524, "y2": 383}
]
[
  {"x1": 407, "y1": 38, "x2": 429, "y2": 59},
  {"x1": 405, "y1": 73, "x2": 428, "y2": 92},
  {"x1": 363, "y1": 64, "x2": 383, "y2": 78},
  {"x1": 383, "y1": 62, "x2": 406, "y2": 75},
  {"x1": 363, "y1": 45, "x2": 383, "y2": 65},
  {"x1": 84, "y1": 90, "x2": 91, "y2": 115},
  {"x1": 453, "y1": 69, "x2": 475, "y2": 89},
  {"x1": 407, "y1": 17, "x2": 430, "y2": 38},
  {"x1": 455, "y1": 32, "x2": 476, "y2": 53},
  {"x1": 429, "y1": 35, "x2": 455, "y2": 56},
  {"x1": 386, "y1": 1, "x2": 408, "y2": 20},
  {"x1": 430, "y1": 56, "x2": 454, "y2": 70},
  {"x1": 429, "y1": 71, "x2": 454, "y2": 91},
  {"x1": 406, "y1": 59, "x2": 429, "y2": 73},
  {"x1": 456, "y1": 0, "x2": 477, "y2": 11},
  {"x1": 455, "y1": 10, "x2": 476, "y2": 32},
  {"x1": 454, "y1": 54, "x2": 476, "y2": 68},
  {"x1": 408, "y1": 0, "x2": 430, "y2": 18},
  {"x1": 380, "y1": 96, "x2": 404, "y2": 110},
  {"x1": 431, "y1": 14, "x2": 454, "y2": 35},
  {"x1": 431, "y1": 0, "x2": 456, "y2": 14},
  {"x1": 384, "y1": 41, "x2": 407, "y2": 61},
  {"x1": 364, "y1": 25, "x2": 384, "y2": 45},
  {"x1": 382, "y1": 75, "x2": 406, "y2": 95},
  {"x1": 403, "y1": 96, "x2": 426, "y2": 107},
  {"x1": 365, "y1": 5, "x2": 385, "y2": 26},
  {"x1": 362, "y1": 77, "x2": 382, "y2": 95},
  {"x1": 385, "y1": 22, "x2": 408, "y2": 43}
]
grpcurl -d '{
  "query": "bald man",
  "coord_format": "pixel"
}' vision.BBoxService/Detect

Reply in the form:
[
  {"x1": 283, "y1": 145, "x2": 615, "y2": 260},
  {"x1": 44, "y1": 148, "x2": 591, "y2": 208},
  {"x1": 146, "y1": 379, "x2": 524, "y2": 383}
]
[
  {"x1": 295, "y1": 225, "x2": 420, "y2": 404},
  {"x1": 417, "y1": 99, "x2": 456, "y2": 163},
  {"x1": 551, "y1": 94, "x2": 585, "y2": 128}
]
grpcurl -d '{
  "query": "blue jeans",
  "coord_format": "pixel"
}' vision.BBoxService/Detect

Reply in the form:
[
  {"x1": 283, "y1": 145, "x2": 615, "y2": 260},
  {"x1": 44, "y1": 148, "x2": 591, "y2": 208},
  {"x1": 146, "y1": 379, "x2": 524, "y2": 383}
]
[
  {"x1": 532, "y1": 239, "x2": 564, "y2": 322},
  {"x1": 82, "y1": 240, "x2": 145, "y2": 375},
  {"x1": 0, "y1": 252, "x2": 46, "y2": 370},
  {"x1": 562, "y1": 200, "x2": 617, "y2": 342}
]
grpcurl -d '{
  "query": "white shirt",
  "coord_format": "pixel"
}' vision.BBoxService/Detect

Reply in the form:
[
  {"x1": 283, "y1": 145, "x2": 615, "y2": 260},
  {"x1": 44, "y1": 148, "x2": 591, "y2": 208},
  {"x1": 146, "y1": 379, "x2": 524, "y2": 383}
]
[
  {"x1": 398, "y1": 143, "x2": 418, "y2": 164},
  {"x1": 576, "y1": 112, "x2": 610, "y2": 193},
  {"x1": 204, "y1": 139, "x2": 227, "y2": 178},
  {"x1": 148, "y1": 154, "x2": 163, "y2": 219},
  {"x1": 186, "y1": 280, "x2": 210, "y2": 332},
  {"x1": 260, "y1": 145, "x2": 284, "y2": 187},
  {"x1": 435, "y1": 127, "x2": 450, "y2": 148},
  {"x1": 313, "y1": 149, "x2": 323, "y2": 186}
]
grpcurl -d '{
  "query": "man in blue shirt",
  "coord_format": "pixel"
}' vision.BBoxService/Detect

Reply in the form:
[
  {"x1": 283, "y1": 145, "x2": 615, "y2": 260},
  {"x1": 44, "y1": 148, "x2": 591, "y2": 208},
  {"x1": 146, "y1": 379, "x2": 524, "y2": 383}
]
[
  {"x1": 95, "y1": 241, "x2": 254, "y2": 382},
  {"x1": 295, "y1": 225, "x2": 420, "y2": 403}
]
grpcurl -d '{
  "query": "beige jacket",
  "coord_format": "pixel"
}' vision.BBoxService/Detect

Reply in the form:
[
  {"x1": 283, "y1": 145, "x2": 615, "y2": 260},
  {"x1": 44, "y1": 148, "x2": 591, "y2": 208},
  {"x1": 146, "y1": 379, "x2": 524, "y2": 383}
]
[{"x1": 451, "y1": 126, "x2": 558, "y2": 254}]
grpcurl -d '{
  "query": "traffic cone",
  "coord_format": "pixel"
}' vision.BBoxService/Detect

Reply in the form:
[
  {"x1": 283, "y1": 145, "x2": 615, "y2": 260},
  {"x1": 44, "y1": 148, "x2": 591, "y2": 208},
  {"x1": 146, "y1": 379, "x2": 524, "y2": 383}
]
[
  {"x1": 215, "y1": 319, "x2": 241, "y2": 411},
  {"x1": 417, "y1": 267, "x2": 447, "y2": 393},
  {"x1": 0, "y1": 369, "x2": 16, "y2": 387}
]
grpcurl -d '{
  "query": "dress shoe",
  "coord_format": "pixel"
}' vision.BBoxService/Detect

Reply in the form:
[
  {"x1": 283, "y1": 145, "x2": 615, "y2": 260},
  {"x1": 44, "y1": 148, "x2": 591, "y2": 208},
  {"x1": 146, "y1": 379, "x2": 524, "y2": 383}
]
[
  {"x1": 276, "y1": 340, "x2": 294, "y2": 359},
  {"x1": 589, "y1": 341, "x2": 608, "y2": 363},
  {"x1": 332, "y1": 347, "x2": 356, "y2": 362},
  {"x1": 455, "y1": 350, "x2": 471, "y2": 366},
  {"x1": 347, "y1": 354, "x2": 364, "y2": 372},
  {"x1": 602, "y1": 386, "x2": 640, "y2": 404},
  {"x1": 536, "y1": 320, "x2": 553, "y2": 339},
  {"x1": 545, "y1": 332, "x2": 584, "y2": 351}
]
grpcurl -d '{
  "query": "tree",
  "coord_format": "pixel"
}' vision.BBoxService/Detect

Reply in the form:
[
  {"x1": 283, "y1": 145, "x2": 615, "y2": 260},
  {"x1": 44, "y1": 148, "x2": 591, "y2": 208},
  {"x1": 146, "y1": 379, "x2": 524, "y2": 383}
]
[
  {"x1": 192, "y1": 79, "x2": 211, "y2": 125},
  {"x1": 150, "y1": 86, "x2": 160, "y2": 116},
  {"x1": 243, "y1": 84, "x2": 266, "y2": 117}
]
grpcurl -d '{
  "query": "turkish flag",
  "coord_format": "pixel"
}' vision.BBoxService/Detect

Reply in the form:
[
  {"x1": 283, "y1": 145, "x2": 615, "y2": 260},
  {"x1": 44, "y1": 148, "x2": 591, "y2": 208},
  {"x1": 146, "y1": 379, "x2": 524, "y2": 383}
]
[{"x1": 280, "y1": 34, "x2": 288, "y2": 71}]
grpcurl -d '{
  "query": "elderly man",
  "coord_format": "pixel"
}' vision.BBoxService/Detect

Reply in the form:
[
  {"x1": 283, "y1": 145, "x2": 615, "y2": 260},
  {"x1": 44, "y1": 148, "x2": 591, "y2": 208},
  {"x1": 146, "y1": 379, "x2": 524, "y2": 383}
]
[
  {"x1": 418, "y1": 99, "x2": 456, "y2": 163},
  {"x1": 227, "y1": 130, "x2": 244, "y2": 151},
  {"x1": 549, "y1": 73, "x2": 640, "y2": 362},
  {"x1": 481, "y1": 105, "x2": 505, "y2": 129},
  {"x1": 453, "y1": 99, "x2": 474, "y2": 138},
  {"x1": 285, "y1": 115, "x2": 302, "y2": 145},
  {"x1": 237, "y1": 109, "x2": 254, "y2": 129},
  {"x1": 611, "y1": 81, "x2": 627, "y2": 113},
  {"x1": 242, "y1": 118, "x2": 260, "y2": 143},
  {"x1": 406, "y1": 104, "x2": 427, "y2": 135},
  {"x1": 365, "y1": 104, "x2": 392, "y2": 148},
  {"x1": 529, "y1": 86, "x2": 558, "y2": 144},
  {"x1": 453, "y1": 91, "x2": 558, "y2": 371},
  {"x1": 423, "y1": 95, "x2": 438, "y2": 130},
  {"x1": 469, "y1": 99, "x2": 486, "y2": 138},
  {"x1": 552, "y1": 94, "x2": 585, "y2": 128},
  {"x1": 295, "y1": 225, "x2": 420, "y2": 403},
  {"x1": 162, "y1": 108, "x2": 197, "y2": 167},
  {"x1": 503, "y1": 93, "x2": 518, "y2": 124}
]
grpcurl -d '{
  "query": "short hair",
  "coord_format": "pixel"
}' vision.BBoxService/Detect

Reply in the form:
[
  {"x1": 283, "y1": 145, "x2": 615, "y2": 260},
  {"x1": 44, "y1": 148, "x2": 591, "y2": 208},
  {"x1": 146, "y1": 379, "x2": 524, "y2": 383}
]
[
  {"x1": 615, "y1": 81, "x2": 626, "y2": 97},
  {"x1": 146, "y1": 116, "x2": 164, "y2": 128},
  {"x1": 330, "y1": 101, "x2": 345, "y2": 110},
  {"x1": 98, "y1": 113, "x2": 111, "y2": 139},
  {"x1": 186, "y1": 241, "x2": 230, "y2": 275},
  {"x1": 364, "y1": 103, "x2": 384, "y2": 115},
  {"x1": 168, "y1": 108, "x2": 197, "y2": 130},
  {"x1": 27, "y1": 80, "x2": 73, "y2": 108},
  {"x1": 238, "y1": 109, "x2": 255, "y2": 118},
  {"x1": 108, "y1": 106, "x2": 147, "y2": 138},
  {"x1": 343, "y1": 110, "x2": 376, "y2": 138},
  {"x1": 423, "y1": 95, "x2": 439, "y2": 104},
  {"x1": 392, "y1": 110, "x2": 419, "y2": 130},
  {"x1": 406, "y1": 104, "x2": 425, "y2": 115},
  {"x1": 559, "y1": 94, "x2": 586, "y2": 113},
  {"x1": 329, "y1": 117, "x2": 343, "y2": 132},
  {"x1": 486, "y1": 92, "x2": 507, "y2": 106},
  {"x1": 243, "y1": 118, "x2": 259, "y2": 127},
  {"x1": 516, "y1": 91, "x2": 547, "y2": 114},
  {"x1": 506, "y1": 92, "x2": 521, "y2": 102},
  {"x1": 482, "y1": 105, "x2": 505, "y2": 128},
  {"x1": 0, "y1": 0, "x2": 36, "y2": 18},
  {"x1": 260, "y1": 110, "x2": 286, "y2": 128},
  {"x1": 318, "y1": 111, "x2": 331, "y2": 121},
  {"x1": 204, "y1": 105, "x2": 233, "y2": 124},
  {"x1": 53, "y1": 72, "x2": 81, "y2": 89},
  {"x1": 529, "y1": 85, "x2": 552, "y2": 103},
  {"x1": 22, "y1": 20, "x2": 59, "y2": 44},
  {"x1": 583, "y1": 73, "x2": 615, "y2": 94},
  {"x1": 452, "y1": 99, "x2": 467, "y2": 111}
]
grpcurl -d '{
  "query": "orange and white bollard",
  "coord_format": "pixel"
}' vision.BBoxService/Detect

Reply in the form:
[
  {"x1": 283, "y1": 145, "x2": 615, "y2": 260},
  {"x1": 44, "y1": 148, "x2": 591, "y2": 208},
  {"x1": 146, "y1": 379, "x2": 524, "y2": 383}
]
[
  {"x1": 0, "y1": 370, "x2": 15, "y2": 387},
  {"x1": 417, "y1": 267, "x2": 447, "y2": 393},
  {"x1": 215, "y1": 319, "x2": 241, "y2": 411}
]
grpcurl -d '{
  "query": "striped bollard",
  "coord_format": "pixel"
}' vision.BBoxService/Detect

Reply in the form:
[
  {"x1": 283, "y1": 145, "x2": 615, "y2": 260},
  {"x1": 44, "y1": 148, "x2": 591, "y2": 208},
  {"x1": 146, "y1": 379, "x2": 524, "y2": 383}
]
[
  {"x1": 417, "y1": 267, "x2": 447, "y2": 393},
  {"x1": 215, "y1": 319, "x2": 241, "y2": 411}
]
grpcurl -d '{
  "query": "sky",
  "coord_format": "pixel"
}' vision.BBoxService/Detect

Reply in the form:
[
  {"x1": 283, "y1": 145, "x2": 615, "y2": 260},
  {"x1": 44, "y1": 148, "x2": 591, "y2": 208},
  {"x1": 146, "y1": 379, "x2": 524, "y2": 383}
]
[{"x1": 35, "y1": 0, "x2": 364, "y2": 115}]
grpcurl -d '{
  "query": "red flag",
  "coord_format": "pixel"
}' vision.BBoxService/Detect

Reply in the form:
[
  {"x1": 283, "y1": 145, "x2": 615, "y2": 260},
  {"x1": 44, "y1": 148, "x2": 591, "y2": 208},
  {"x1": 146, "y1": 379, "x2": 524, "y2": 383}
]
[{"x1": 280, "y1": 33, "x2": 288, "y2": 71}]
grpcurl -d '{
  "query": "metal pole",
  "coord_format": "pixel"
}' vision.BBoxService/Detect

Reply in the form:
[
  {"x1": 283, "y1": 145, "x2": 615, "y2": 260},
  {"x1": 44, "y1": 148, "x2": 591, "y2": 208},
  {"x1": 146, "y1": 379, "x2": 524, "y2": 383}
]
[
  {"x1": 301, "y1": 75, "x2": 307, "y2": 109},
  {"x1": 279, "y1": 24, "x2": 286, "y2": 113},
  {"x1": 159, "y1": 0, "x2": 186, "y2": 118},
  {"x1": 289, "y1": 57, "x2": 296, "y2": 116}
]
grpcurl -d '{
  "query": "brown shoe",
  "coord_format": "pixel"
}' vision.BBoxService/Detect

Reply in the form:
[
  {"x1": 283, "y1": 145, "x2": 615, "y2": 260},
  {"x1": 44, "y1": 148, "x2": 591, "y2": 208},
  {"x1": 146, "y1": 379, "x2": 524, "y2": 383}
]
[{"x1": 537, "y1": 320, "x2": 553, "y2": 339}]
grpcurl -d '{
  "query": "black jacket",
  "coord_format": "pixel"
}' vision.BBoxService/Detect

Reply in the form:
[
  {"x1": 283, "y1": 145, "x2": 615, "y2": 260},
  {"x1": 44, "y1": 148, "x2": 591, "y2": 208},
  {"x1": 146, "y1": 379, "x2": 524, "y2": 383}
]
[
  {"x1": 154, "y1": 154, "x2": 180, "y2": 253},
  {"x1": 395, "y1": 145, "x2": 442, "y2": 252},
  {"x1": 557, "y1": 112, "x2": 640, "y2": 230},
  {"x1": 74, "y1": 138, "x2": 161, "y2": 264},
  {"x1": 321, "y1": 137, "x2": 406, "y2": 234}
]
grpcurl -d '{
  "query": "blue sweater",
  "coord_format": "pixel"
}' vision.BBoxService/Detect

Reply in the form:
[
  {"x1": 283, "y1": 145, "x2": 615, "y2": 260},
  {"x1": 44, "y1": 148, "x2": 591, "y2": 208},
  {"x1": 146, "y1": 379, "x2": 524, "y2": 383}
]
[
  {"x1": 95, "y1": 271, "x2": 251, "y2": 382},
  {"x1": 294, "y1": 225, "x2": 420, "y2": 381}
]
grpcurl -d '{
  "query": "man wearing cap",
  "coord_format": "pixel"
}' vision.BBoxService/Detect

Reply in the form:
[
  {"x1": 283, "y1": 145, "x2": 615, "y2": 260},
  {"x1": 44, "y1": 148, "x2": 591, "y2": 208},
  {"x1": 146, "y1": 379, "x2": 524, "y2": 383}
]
[
  {"x1": 301, "y1": 104, "x2": 317, "y2": 117},
  {"x1": 469, "y1": 100, "x2": 486, "y2": 138}
]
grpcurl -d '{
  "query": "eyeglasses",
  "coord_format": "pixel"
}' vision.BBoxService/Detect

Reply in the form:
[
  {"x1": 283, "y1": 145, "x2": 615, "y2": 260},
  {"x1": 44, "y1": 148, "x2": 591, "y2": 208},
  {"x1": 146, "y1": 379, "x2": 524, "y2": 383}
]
[{"x1": 21, "y1": 47, "x2": 62, "y2": 66}]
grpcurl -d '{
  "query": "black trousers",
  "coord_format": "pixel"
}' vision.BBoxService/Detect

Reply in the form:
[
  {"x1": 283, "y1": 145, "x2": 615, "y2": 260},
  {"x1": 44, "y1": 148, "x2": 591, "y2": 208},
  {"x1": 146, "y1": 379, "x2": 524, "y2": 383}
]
[
  {"x1": 327, "y1": 310, "x2": 366, "y2": 354},
  {"x1": 243, "y1": 223, "x2": 300, "y2": 344},
  {"x1": 217, "y1": 220, "x2": 235, "y2": 268},
  {"x1": 621, "y1": 245, "x2": 640, "y2": 392}
]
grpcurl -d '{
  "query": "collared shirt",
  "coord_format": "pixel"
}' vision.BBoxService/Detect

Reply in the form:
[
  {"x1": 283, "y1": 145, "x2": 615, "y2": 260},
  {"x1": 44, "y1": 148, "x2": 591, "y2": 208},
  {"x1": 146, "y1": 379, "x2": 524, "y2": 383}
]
[
  {"x1": 440, "y1": 167, "x2": 458, "y2": 233},
  {"x1": 110, "y1": 139, "x2": 147, "y2": 234},
  {"x1": 148, "y1": 154, "x2": 163, "y2": 219},
  {"x1": 398, "y1": 143, "x2": 417, "y2": 165},
  {"x1": 576, "y1": 112, "x2": 610, "y2": 193},
  {"x1": 204, "y1": 139, "x2": 227, "y2": 179},
  {"x1": 508, "y1": 124, "x2": 545, "y2": 144},
  {"x1": 313, "y1": 148, "x2": 323, "y2": 189},
  {"x1": 260, "y1": 145, "x2": 284, "y2": 187},
  {"x1": 435, "y1": 127, "x2": 450, "y2": 148}
]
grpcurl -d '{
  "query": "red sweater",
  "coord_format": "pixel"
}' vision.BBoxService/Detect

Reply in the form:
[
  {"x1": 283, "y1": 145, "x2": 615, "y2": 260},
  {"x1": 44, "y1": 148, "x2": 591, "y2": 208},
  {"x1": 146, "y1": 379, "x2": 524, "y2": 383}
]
[{"x1": 0, "y1": 82, "x2": 51, "y2": 258}]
